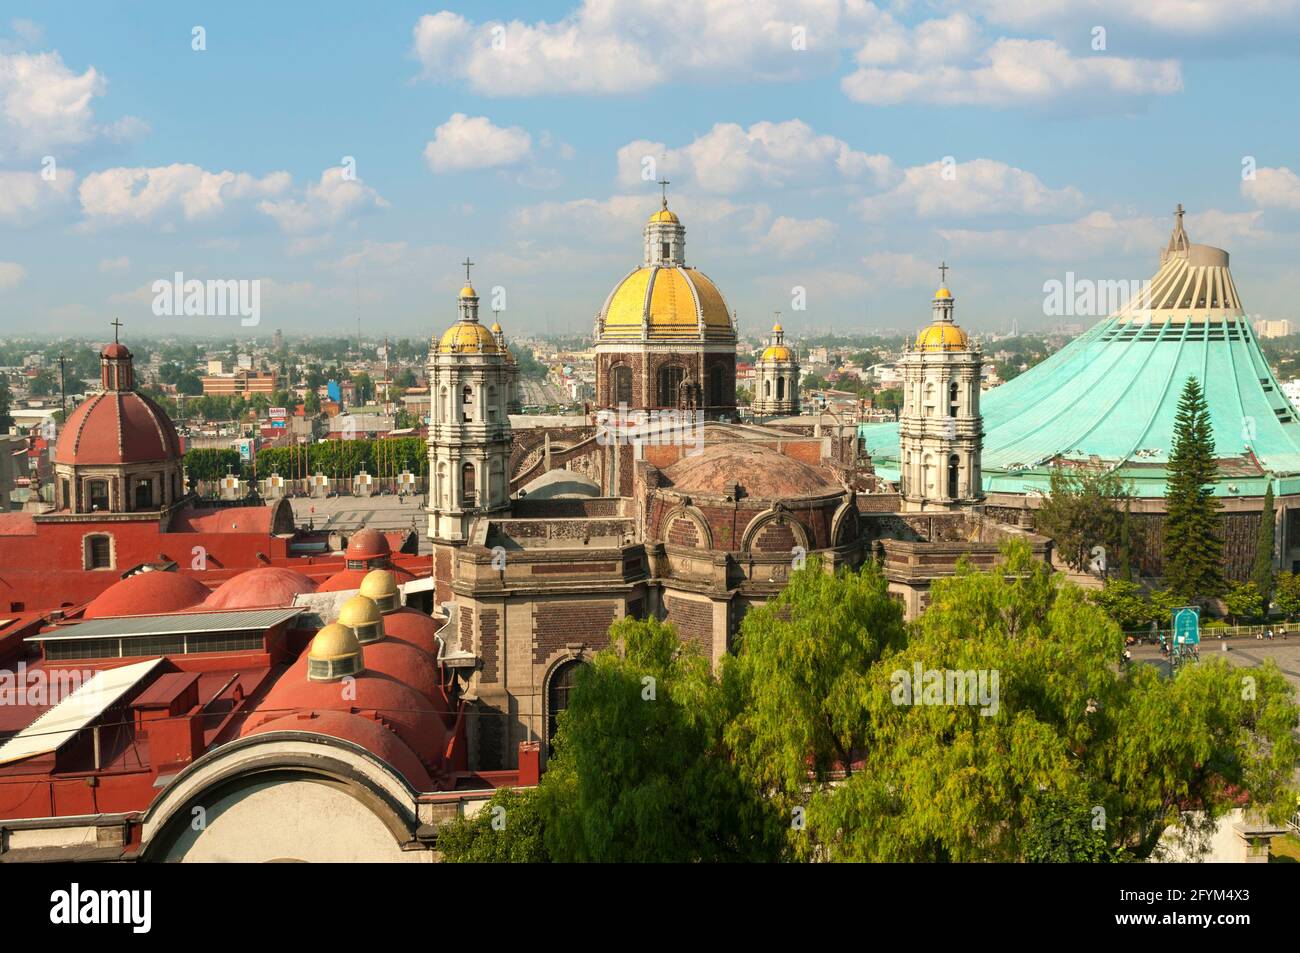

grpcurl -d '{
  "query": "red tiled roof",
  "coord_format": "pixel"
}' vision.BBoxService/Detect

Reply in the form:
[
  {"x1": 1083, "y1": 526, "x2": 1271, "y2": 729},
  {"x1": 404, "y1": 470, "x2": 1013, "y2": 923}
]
[{"x1": 54, "y1": 391, "x2": 182, "y2": 466}]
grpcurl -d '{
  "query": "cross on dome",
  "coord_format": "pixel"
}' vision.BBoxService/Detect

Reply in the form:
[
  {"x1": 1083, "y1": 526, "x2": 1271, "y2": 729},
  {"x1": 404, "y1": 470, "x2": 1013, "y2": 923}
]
[
  {"x1": 938, "y1": 262, "x2": 949, "y2": 284},
  {"x1": 658, "y1": 178, "x2": 670, "y2": 208},
  {"x1": 462, "y1": 257, "x2": 474, "y2": 282},
  {"x1": 111, "y1": 317, "x2": 123, "y2": 342}
]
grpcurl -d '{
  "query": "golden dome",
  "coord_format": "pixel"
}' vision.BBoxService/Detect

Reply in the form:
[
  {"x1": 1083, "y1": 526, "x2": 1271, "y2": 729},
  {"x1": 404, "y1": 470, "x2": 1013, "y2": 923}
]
[
  {"x1": 649, "y1": 208, "x2": 679, "y2": 224},
  {"x1": 338, "y1": 593, "x2": 382, "y2": 627},
  {"x1": 772, "y1": 321, "x2": 783, "y2": 333},
  {"x1": 359, "y1": 568, "x2": 398, "y2": 606},
  {"x1": 760, "y1": 345, "x2": 794, "y2": 362},
  {"x1": 438, "y1": 320, "x2": 501, "y2": 353},
  {"x1": 490, "y1": 321, "x2": 502, "y2": 333},
  {"x1": 600, "y1": 265, "x2": 732, "y2": 341},
  {"x1": 459, "y1": 284, "x2": 477, "y2": 298},
  {"x1": 934, "y1": 287, "x2": 952, "y2": 300},
  {"x1": 915, "y1": 322, "x2": 969, "y2": 351},
  {"x1": 308, "y1": 623, "x2": 362, "y2": 662}
]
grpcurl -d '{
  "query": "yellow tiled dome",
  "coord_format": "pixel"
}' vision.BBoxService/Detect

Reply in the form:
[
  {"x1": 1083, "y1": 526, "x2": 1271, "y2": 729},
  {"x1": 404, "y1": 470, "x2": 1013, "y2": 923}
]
[
  {"x1": 309, "y1": 622, "x2": 362, "y2": 663},
  {"x1": 437, "y1": 321, "x2": 501, "y2": 353},
  {"x1": 760, "y1": 345, "x2": 793, "y2": 362},
  {"x1": 916, "y1": 322, "x2": 969, "y2": 351},
  {"x1": 459, "y1": 285, "x2": 477, "y2": 298},
  {"x1": 600, "y1": 265, "x2": 731, "y2": 340},
  {"x1": 649, "y1": 208, "x2": 679, "y2": 224},
  {"x1": 934, "y1": 287, "x2": 952, "y2": 300}
]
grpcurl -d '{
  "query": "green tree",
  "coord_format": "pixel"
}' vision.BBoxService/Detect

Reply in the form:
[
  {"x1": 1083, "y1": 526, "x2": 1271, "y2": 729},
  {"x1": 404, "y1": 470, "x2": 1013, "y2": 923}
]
[
  {"x1": 1163, "y1": 377, "x2": 1225, "y2": 602},
  {"x1": 1034, "y1": 466, "x2": 1131, "y2": 575},
  {"x1": 1274, "y1": 571, "x2": 1300, "y2": 621},
  {"x1": 1091, "y1": 578, "x2": 1150, "y2": 631},
  {"x1": 1252, "y1": 482, "x2": 1276, "y2": 609},
  {"x1": 1225, "y1": 580, "x2": 1264, "y2": 625},
  {"x1": 28, "y1": 369, "x2": 56, "y2": 396},
  {"x1": 1022, "y1": 792, "x2": 1129, "y2": 863},
  {"x1": 723, "y1": 558, "x2": 907, "y2": 854},
  {"x1": 437, "y1": 787, "x2": 548, "y2": 863},
  {"x1": 538, "y1": 617, "x2": 782, "y2": 862},
  {"x1": 0, "y1": 376, "x2": 12, "y2": 432}
]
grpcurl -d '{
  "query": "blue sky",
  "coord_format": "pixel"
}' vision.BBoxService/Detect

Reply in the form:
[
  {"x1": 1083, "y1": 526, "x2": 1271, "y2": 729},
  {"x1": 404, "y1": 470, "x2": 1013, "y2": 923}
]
[{"x1": 1, "y1": 0, "x2": 1299, "y2": 341}]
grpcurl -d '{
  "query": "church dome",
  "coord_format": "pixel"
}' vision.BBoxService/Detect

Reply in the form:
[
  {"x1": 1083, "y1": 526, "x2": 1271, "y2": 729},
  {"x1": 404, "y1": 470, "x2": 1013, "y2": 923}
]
[
  {"x1": 84, "y1": 571, "x2": 210, "y2": 619},
  {"x1": 359, "y1": 569, "x2": 399, "y2": 612},
  {"x1": 437, "y1": 321, "x2": 501, "y2": 354},
  {"x1": 55, "y1": 391, "x2": 182, "y2": 466},
  {"x1": 338, "y1": 593, "x2": 384, "y2": 644},
  {"x1": 760, "y1": 344, "x2": 794, "y2": 362},
  {"x1": 600, "y1": 265, "x2": 732, "y2": 340},
  {"x1": 306, "y1": 623, "x2": 363, "y2": 681},
  {"x1": 663, "y1": 443, "x2": 841, "y2": 499},
  {"x1": 649, "y1": 208, "x2": 679, "y2": 224},
  {"x1": 916, "y1": 322, "x2": 969, "y2": 352},
  {"x1": 203, "y1": 567, "x2": 317, "y2": 610}
]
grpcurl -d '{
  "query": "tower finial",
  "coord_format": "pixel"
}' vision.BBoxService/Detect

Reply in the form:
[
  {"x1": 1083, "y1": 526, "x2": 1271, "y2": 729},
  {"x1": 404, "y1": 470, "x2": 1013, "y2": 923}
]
[
  {"x1": 658, "y1": 178, "x2": 670, "y2": 209},
  {"x1": 938, "y1": 261, "x2": 949, "y2": 285},
  {"x1": 461, "y1": 256, "x2": 474, "y2": 283},
  {"x1": 111, "y1": 317, "x2": 123, "y2": 343}
]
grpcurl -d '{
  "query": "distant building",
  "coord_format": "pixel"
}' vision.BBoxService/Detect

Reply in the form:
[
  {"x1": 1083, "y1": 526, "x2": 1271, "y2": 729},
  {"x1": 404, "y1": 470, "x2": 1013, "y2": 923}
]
[
  {"x1": 1253, "y1": 318, "x2": 1292, "y2": 339},
  {"x1": 201, "y1": 370, "x2": 278, "y2": 397}
]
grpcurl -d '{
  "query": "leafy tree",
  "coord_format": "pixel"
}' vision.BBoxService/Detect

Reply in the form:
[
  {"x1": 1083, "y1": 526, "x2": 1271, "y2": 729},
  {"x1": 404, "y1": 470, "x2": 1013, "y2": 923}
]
[
  {"x1": 28, "y1": 369, "x2": 56, "y2": 396},
  {"x1": 1091, "y1": 579, "x2": 1150, "y2": 631},
  {"x1": 437, "y1": 787, "x2": 548, "y2": 863},
  {"x1": 539, "y1": 617, "x2": 782, "y2": 862},
  {"x1": 723, "y1": 558, "x2": 906, "y2": 853},
  {"x1": 184, "y1": 448, "x2": 241, "y2": 482},
  {"x1": 875, "y1": 387, "x2": 902, "y2": 415},
  {"x1": 1147, "y1": 588, "x2": 1184, "y2": 630},
  {"x1": 1163, "y1": 377, "x2": 1225, "y2": 602},
  {"x1": 1274, "y1": 571, "x2": 1300, "y2": 621},
  {"x1": 1034, "y1": 466, "x2": 1131, "y2": 575},
  {"x1": 0, "y1": 376, "x2": 12, "y2": 432},
  {"x1": 1022, "y1": 792, "x2": 1129, "y2": 863},
  {"x1": 1252, "y1": 482, "x2": 1276, "y2": 609},
  {"x1": 304, "y1": 391, "x2": 322, "y2": 414},
  {"x1": 1225, "y1": 580, "x2": 1264, "y2": 625},
  {"x1": 799, "y1": 541, "x2": 1300, "y2": 861}
]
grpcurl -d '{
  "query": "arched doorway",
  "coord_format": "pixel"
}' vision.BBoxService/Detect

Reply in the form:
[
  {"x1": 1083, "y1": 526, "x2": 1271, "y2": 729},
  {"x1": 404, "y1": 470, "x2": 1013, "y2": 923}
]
[{"x1": 547, "y1": 659, "x2": 585, "y2": 753}]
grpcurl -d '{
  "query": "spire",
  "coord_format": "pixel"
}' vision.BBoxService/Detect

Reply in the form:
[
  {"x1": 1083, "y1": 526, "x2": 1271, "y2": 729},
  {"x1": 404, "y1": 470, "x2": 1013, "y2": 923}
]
[
  {"x1": 457, "y1": 257, "x2": 480, "y2": 322},
  {"x1": 1164, "y1": 203, "x2": 1190, "y2": 260},
  {"x1": 101, "y1": 319, "x2": 134, "y2": 390},
  {"x1": 658, "y1": 177, "x2": 670, "y2": 210}
]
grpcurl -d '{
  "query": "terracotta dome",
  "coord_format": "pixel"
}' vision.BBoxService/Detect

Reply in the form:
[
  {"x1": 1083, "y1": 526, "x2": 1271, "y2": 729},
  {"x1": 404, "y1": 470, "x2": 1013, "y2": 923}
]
[
  {"x1": 84, "y1": 571, "x2": 210, "y2": 619},
  {"x1": 345, "y1": 528, "x2": 390, "y2": 561},
  {"x1": 662, "y1": 443, "x2": 841, "y2": 499},
  {"x1": 378, "y1": 607, "x2": 444, "y2": 658},
  {"x1": 241, "y1": 709, "x2": 434, "y2": 791},
  {"x1": 252, "y1": 661, "x2": 445, "y2": 765},
  {"x1": 54, "y1": 391, "x2": 182, "y2": 466},
  {"x1": 102, "y1": 341, "x2": 131, "y2": 359},
  {"x1": 203, "y1": 567, "x2": 318, "y2": 610}
]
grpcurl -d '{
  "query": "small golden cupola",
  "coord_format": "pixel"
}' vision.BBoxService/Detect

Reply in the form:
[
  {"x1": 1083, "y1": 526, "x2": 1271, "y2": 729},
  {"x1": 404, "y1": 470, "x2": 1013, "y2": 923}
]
[
  {"x1": 437, "y1": 257, "x2": 501, "y2": 354},
  {"x1": 338, "y1": 593, "x2": 385, "y2": 645},
  {"x1": 307, "y1": 623, "x2": 364, "y2": 682},
  {"x1": 359, "y1": 569, "x2": 399, "y2": 613},
  {"x1": 915, "y1": 263, "x2": 969, "y2": 352}
]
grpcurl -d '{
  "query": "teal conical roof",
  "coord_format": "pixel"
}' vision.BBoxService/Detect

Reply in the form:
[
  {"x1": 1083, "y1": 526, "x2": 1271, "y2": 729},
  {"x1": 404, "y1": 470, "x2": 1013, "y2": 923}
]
[{"x1": 862, "y1": 214, "x2": 1300, "y2": 499}]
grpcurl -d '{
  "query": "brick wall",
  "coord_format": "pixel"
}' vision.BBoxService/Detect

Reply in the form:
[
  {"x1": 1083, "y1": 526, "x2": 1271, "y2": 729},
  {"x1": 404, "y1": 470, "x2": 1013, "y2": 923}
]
[
  {"x1": 664, "y1": 594, "x2": 712, "y2": 656},
  {"x1": 459, "y1": 605, "x2": 473, "y2": 653},
  {"x1": 480, "y1": 607, "x2": 498, "y2": 682},
  {"x1": 533, "y1": 600, "x2": 617, "y2": 663}
]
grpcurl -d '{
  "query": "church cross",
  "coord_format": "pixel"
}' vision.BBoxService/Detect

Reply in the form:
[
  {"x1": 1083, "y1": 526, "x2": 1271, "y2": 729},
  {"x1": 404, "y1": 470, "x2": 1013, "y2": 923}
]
[
  {"x1": 938, "y1": 262, "x2": 949, "y2": 284},
  {"x1": 461, "y1": 257, "x2": 474, "y2": 282},
  {"x1": 111, "y1": 317, "x2": 123, "y2": 342},
  {"x1": 658, "y1": 178, "x2": 670, "y2": 208}
]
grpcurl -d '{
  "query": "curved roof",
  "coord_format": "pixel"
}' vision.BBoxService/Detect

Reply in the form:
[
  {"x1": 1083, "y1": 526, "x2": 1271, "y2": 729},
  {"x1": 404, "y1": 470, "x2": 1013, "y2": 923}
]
[
  {"x1": 242, "y1": 710, "x2": 434, "y2": 791},
  {"x1": 380, "y1": 607, "x2": 444, "y2": 658},
  {"x1": 649, "y1": 207, "x2": 680, "y2": 223},
  {"x1": 862, "y1": 227, "x2": 1300, "y2": 498},
  {"x1": 437, "y1": 320, "x2": 500, "y2": 354},
  {"x1": 519, "y1": 468, "x2": 602, "y2": 500},
  {"x1": 759, "y1": 344, "x2": 794, "y2": 362},
  {"x1": 203, "y1": 567, "x2": 317, "y2": 610},
  {"x1": 84, "y1": 572, "x2": 210, "y2": 619},
  {"x1": 599, "y1": 265, "x2": 733, "y2": 341},
  {"x1": 346, "y1": 528, "x2": 390, "y2": 561},
  {"x1": 916, "y1": 322, "x2": 969, "y2": 352},
  {"x1": 663, "y1": 443, "x2": 841, "y2": 499},
  {"x1": 54, "y1": 391, "x2": 182, "y2": 466}
]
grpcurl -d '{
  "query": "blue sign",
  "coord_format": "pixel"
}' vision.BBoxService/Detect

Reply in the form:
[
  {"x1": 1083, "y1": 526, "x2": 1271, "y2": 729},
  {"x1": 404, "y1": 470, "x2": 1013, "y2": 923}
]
[
  {"x1": 1172, "y1": 606, "x2": 1200, "y2": 645},
  {"x1": 327, "y1": 380, "x2": 341, "y2": 403}
]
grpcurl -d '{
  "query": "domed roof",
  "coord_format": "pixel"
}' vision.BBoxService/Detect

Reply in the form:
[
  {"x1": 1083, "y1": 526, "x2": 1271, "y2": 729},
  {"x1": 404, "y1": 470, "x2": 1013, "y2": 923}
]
[
  {"x1": 916, "y1": 322, "x2": 969, "y2": 352},
  {"x1": 934, "y1": 287, "x2": 953, "y2": 300},
  {"x1": 649, "y1": 207, "x2": 679, "y2": 223},
  {"x1": 242, "y1": 710, "x2": 434, "y2": 791},
  {"x1": 345, "y1": 528, "x2": 390, "y2": 561},
  {"x1": 360, "y1": 569, "x2": 398, "y2": 605},
  {"x1": 317, "y1": 562, "x2": 417, "y2": 593},
  {"x1": 459, "y1": 284, "x2": 477, "y2": 298},
  {"x1": 102, "y1": 342, "x2": 131, "y2": 359},
  {"x1": 380, "y1": 606, "x2": 444, "y2": 657},
  {"x1": 759, "y1": 344, "x2": 794, "y2": 362},
  {"x1": 84, "y1": 571, "x2": 210, "y2": 619},
  {"x1": 662, "y1": 443, "x2": 841, "y2": 499},
  {"x1": 309, "y1": 623, "x2": 361, "y2": 663},
  {"x1": 437, "y1": 320, "x2": 501, "y2": 354},
  {"x1": 339, "y1": 593, "x2": 383, "y2": 629},
  {"x1": 54, "y1": 391, "x2": 182, "y2": 466},
  {"x1": 203, "y1": 567, "x2": 317, "y2": 610},
  {"x1": 599, "y1": 265, "x2": 732, "y2": 341}
]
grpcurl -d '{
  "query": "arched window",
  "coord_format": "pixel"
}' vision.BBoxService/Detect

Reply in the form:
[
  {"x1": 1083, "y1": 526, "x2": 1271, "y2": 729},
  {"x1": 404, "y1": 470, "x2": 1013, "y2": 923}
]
[
  {"x1": 948, "y1": 380, "x2": 959, "y2": 417},
  {"x1": 547, "y1": 659, "x2": 585, "y2": 752},
  {"x1": 763, "y1": 379, "x2": 771, "y2": 397},
  {"x1": 134, "y1": 480, "x2": 153, "y2": 510},
  {"x1": 776, "y1": 376, "x2": 785, "y2": 401},
  {"x1": 60, "y1": 478, "x2": 71, "y2": 511},
  {"x1": 487, "y1": 385, "x2": 498, "y2": 422},
  {"x1": 439, "y1": 386, "x2": 448, "y2": 423},
  {"x1": 461, "y1": 462, "x2": 476, "y2": 508},
  {"x1": 658, "y1": 365, "x2": 685, "y2": 407},
  {"x1": 461, "y1": 385, "x2": 473, "y2": 422},
  {"x1": 612, "y1": 365, "x2": 632, "y2": 406},
  {"x1": 948, "y1": 454, "x2": 960, "y2": 499}
]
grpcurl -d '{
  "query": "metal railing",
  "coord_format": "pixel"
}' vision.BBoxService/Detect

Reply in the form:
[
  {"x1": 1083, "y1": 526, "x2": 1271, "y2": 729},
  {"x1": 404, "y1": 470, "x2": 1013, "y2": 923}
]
[{"x1": 1123, "y1": 622, "x2": 1295, "y2": 641}]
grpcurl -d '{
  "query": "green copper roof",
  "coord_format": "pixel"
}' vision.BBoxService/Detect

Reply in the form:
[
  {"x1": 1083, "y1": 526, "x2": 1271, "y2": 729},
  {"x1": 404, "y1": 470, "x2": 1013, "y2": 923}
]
[{"x1": 861, "y1": 312, "x2": 1300, "y2": 499}]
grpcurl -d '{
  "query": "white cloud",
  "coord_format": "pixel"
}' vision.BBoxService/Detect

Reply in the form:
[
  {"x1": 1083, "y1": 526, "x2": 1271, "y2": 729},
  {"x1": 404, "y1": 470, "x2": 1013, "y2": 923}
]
[
  {"x1": 859, "y1": 158, "x2": 1084, "y2": 220},
  {"x1": 424, "y1": 113, "x2": 532, "y2": 172},
  {"x1": 0, "y1": 50, "x2": 145, "y2": 159},
  {"x1": 98, "y1": 255, "x2": 129, "y2": 272},
  {"x1": 617, "y1": 120, "x2": 893, "y2": 194},
  {"x1": 1242, "y1": 166, "x2": 1300, "y2": 211},
  {"x1": 79, "y1": 164, "x2": 290, "y2": 226},
  {"x1": 257, "y1": 166, "x2": 389, "y2": 234},
  {"x1": 0, "y1": 261, "x2": 25, "y2": 290},
  {"x1": 0, "y1": 168, "x2": 76, "y2": 224},
  {"x1": 862, "y1": 252, "x2": 941, "y2": 288},
  {"x1": 843, "y1": 37, "x2": 1181, "y2": 106},
  {"x1": 411, "y1": 1, "x2": 866, "y2": 96},
  {"x1": 968, "y1": 0, "x2": 1299, "y2": 36},
  {"x1": 755, "y1": 216, "x2": 836, "y2": 257}
]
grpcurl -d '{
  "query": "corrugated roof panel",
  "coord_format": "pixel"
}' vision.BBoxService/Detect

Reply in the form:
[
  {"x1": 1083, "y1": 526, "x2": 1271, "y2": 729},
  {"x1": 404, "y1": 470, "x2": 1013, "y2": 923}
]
[
  {"x1": 0, "y1": 658, "x2": 163, "y2": 766},
  {"x1": 26, "y1": 607, "x2": 303, "y2": 642}
]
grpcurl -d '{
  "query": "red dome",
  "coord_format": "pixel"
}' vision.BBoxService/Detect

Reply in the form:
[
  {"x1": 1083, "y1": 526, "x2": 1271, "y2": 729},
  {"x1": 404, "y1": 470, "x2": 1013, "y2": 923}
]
[
  {"x1": 362, "y1": 638, "x2": 447, "y2": 713},
  {"x1": 242, "y1": 709, "x2": 434, "y2": 790},
  {"x1": 382, "y1": 607, "x2": 445, "y2": 658},
  {"x1": 204, "y1": 567, "x2": 318, "y2": 610},
  {"x1": 251, "y1": 664, "x2": 445, "y2": 766},
  {"x1": 346, "y1": 529, "x2": 390, "y2": 561},
  {"x1": 84, "y1": 571, "x2": 210, "y2": 619},
  {"x1": 102, "y1": 342, "x2": 131, "y2": 359},
  {"x1": 317, "y1": 563, "x2": 417, "y2": 593},
  {"x1": 55, "y1": 391, "x2": 182, "y2": 466}
]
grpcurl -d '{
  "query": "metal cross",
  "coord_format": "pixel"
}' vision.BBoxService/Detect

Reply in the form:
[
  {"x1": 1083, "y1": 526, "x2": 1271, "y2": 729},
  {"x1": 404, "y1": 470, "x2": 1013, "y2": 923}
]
[
  {"x1": 461, "y1": 257, "x2": 474, "y2": 282},
  {"x1": 938, "y1": 262, "x2": 949, "y2": 284},
  {"x1": 658, "y1": 178, "x2": 670, "y2": 207},
  {"x1": 111, "y1": 317, "x2": 123, "y2": 342}
]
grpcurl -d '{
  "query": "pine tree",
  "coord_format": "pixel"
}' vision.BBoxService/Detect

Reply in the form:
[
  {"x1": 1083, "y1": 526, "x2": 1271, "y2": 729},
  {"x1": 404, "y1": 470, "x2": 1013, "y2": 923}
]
[
  {"x1": 1251, "y1": 482, "x2": 1276, "y2": 608},
  {"x1": 1162, "y1": 377, "x2": 1225, "y2": 602}
]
